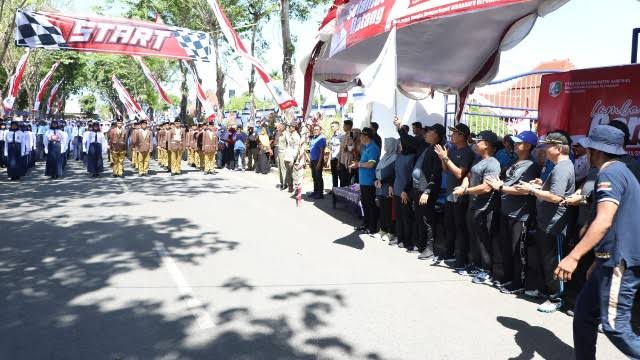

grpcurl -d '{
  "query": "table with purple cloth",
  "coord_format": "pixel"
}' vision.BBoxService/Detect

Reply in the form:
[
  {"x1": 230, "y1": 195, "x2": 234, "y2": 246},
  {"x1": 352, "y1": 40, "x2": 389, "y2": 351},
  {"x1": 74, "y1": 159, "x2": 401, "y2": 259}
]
[{"x1": 332, "y1": 184, "x2": 363, "y2": 217}]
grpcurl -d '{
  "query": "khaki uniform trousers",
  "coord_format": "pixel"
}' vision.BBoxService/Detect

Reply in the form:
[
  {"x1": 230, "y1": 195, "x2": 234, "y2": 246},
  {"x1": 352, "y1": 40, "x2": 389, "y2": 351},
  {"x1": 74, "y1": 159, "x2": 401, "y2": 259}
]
[
  {"x1": 203, "y1": 152, "x2": 216, "y2": 173},
  {"x1": 138, "y1": 151, "x2": 150, "y2": 175},
  {"x1": 169, "y1": 150, "x2": 182, "y2": 174},
  {"x1": 111, "y1": 150, "x2": 126, "y2": 177}
]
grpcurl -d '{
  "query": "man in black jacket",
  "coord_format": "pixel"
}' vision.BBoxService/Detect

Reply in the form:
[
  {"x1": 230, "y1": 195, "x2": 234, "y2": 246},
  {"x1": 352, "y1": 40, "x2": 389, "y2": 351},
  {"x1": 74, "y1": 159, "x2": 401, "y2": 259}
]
[{"x1": 413, "y1": 124, "x2": 445, "y2": 259}]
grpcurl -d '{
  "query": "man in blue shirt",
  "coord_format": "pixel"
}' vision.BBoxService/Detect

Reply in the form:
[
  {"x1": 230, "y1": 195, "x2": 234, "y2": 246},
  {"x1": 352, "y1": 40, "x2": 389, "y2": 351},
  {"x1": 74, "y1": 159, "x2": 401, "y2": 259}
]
[
  {"x1": 555, "y1": 125, "x2": 640, "y2": 360},
  {"x1": 309, "y1": 124, "x2": 327, "y2": 199},
  {"x1": 352, "y1": 127, "x2": 380, "y2": 234}
]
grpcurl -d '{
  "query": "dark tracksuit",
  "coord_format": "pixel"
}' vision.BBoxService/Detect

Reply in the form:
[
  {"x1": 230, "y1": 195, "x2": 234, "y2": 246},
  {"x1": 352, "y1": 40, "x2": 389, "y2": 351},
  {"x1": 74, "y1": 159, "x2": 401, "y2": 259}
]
[{"x1": 411, "y1": 144, "x2": 442, "y2": 253}]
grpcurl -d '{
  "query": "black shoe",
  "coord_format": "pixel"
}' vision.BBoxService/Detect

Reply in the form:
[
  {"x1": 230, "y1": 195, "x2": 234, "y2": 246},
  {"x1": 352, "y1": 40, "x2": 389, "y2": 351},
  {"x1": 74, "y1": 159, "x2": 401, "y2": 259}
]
[
  {"x1": 354, "y1": 225, "x2": 367, "y2": 231},
  {"x1": 406, "y1": 247, "x2": 419, "y2": 254}
]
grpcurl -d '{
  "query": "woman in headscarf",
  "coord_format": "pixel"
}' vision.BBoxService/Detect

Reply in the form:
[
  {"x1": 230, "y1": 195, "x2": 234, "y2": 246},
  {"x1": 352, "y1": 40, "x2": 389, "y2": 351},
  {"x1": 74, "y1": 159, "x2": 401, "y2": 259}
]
[
  {"x1": 390, "y1": 126, "x2": 417, "y2": 247},
  {"x1": 4, "y1": 121, "x2": 24, "y2": 181},
  {"x1": 375, "y1": 137, "x2": 399, "y2": 241},
  {"x1": 84, "y1": 122, "x2": 108, "y2": 177},
  {"x1": 44, "y1": 120, "x2": 68, "y2": 179},
  {"x1": 255, "y1": 127, "x2": 272, "y2": 175}
]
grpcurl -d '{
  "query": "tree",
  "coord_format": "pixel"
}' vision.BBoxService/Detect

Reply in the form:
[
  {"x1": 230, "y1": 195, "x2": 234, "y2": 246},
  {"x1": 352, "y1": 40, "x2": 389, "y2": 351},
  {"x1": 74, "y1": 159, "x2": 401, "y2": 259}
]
[
  {"x1": 244, "y1": 0, "x2": 276, "y2": 108},
  {"x1": 279, "y1": 0, "x2": 330, "y2": 97},
  {"x1": 79, "y1": 94, "x2": 97, "y2": 117},
  {"x1": 226, "y1": 91, "x2": 273, "y2": 112}
]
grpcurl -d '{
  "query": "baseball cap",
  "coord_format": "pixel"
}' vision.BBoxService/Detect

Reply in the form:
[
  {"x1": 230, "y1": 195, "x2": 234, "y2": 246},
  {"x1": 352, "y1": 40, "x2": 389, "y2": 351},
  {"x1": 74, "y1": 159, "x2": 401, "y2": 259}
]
[
  {"x1": 472, "y1": 130, "x2": 499, "y2": 146},
  {"x1": 426, "y1": 123, "x2": 446, "y2": 140},
  {"x1": 539, "y1": 132, "x2": 570, "y2": 145},
  {"x1": 511, "y1": 131, "x2": 538, "y2": 146},
  {"x1": 577, "y1": 125, "x2": 627, "y2": 156},
  {"x1": 448, "y1": 123, "x2": 471, "y2": 137}
]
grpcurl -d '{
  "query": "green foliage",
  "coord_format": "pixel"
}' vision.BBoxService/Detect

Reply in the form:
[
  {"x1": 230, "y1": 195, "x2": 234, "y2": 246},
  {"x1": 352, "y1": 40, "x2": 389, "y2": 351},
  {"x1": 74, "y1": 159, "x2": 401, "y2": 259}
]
[
  {"x1": 79, "y1": 94, "x2": 97, "y2": 117},
  {"x1": 14, "y1": 88, "x2": 29, "y2": 112},
  {"x1": 466, "y1": 105, "x2": 512, "y2": 137},
  {"x1": 226, "y1": 92, "x2": 273, "y2": 112}
]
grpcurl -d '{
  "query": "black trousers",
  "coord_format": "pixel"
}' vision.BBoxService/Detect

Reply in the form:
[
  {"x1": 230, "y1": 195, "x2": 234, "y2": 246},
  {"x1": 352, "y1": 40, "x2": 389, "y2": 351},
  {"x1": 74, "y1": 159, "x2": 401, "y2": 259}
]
[
  {"x1": 330, "y1": 158, "x2": 340, "y2": 188},
  {"x1": 338, "y1": 163, "x2": 351, "y2": 187},
  {"x1": 534, "y1": 228, "x2": 563, "y2": 299},
  {"x1": 468, "y1": 207, "x2": 495, "y2": 272},
  {"x1": 394, "y1": 195, "x2": 414, "y2": 247},
  {"x1": 310, "y1": 160, "x2": 324, "y2": 194},
  {"x1": 378, "y1": 195, "x2": 394, "y2": 233},
  {"x1": 445, "y1": 200, "x2": 469, "y2": 266},
  {"x1": 412, "y1": 189, "x2": 437, "y2": 252},
  {"x1": 0, "y1": 141, "x2": 5, "y2": 167},
  {"x1": 360, "y1": 185, "x2": 378, "y2": 233},
  {"x1": 499, "y1": 214, "x2": 528, "y2": 287}
]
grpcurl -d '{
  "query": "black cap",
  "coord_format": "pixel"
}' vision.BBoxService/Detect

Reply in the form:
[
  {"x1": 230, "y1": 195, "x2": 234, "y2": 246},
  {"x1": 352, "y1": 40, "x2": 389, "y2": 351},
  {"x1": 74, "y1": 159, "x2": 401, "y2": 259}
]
[
  {"x1": 472, "y1": 130, "x2": 499, "y2": 146},
  {"x1": 361, "y1": 127, "x2": 374, "y2": 139},
  {"x1": 426, "y1": 123, "x2": 446, "y2": 140},
  {"x1": 448, "y1": 123, "x2": 471, "y2": 138},
  {"x1": 539, "y1": 132, "x2": 570, "y2": 145}
]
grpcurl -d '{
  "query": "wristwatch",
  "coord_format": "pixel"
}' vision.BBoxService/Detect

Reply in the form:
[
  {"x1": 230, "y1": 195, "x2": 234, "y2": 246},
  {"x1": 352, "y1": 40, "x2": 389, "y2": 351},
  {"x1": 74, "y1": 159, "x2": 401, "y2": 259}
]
[
  {"x1": 443, "y1": 157, "x2": 450, "y2": 163},
  {"x1": 498, "y1": 185, "x2": 504, "y2": 192}
]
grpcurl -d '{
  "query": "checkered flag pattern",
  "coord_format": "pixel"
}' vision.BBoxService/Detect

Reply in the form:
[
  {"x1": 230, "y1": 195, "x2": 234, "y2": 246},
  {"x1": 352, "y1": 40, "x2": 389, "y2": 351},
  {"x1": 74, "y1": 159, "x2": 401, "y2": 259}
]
[
  {"x1": 171, "y1": 27, "x2": 212, "y2": 62},
  {"x1": 15, "y1": 10, "x2": 66, "y2": 49}
]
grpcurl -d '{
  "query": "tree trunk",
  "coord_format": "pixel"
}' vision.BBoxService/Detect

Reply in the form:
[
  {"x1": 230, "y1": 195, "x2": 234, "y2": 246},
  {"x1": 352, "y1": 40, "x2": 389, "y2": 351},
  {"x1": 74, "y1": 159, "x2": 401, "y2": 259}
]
[
  {"x1": 0, "y1": 0, "x2": 27, "y2": 66},
  {"x1": 248, "y1": 24, "x2": 257, "y2": 116},
  {"x1": 279, "y1": 0, "x2": 295, "y2": 96},
  {"x1": 179, "y1": 63, "x2": 188, "y2": 122},
  {"x1": 213, "y1": 35, "x2": 225, "y2": 112}
]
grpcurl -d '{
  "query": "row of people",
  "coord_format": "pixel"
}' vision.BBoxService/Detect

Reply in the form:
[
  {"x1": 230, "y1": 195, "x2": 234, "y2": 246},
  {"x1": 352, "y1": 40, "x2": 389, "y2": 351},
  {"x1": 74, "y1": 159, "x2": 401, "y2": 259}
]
[{"x1": 344, "y1": 118, "x2": 639, "y2": 358}]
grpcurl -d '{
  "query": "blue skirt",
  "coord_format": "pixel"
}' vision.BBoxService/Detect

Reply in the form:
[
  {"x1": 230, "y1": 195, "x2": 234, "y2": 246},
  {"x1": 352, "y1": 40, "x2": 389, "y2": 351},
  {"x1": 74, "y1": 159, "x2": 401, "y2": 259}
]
[
  {"x1": 45, "y1": 142, "x2": 64, "y2": 177},
  {"x1": 6, "y1": 142, "x2": 22, "y2": 178},
  {"x1": 87, "y1": 143, "x2": 103, "y2": 174}
]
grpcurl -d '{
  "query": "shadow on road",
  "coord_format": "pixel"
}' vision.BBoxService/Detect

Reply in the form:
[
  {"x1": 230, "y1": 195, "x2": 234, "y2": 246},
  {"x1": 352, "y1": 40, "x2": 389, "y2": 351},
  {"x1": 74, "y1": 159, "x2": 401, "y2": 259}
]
[
  {"x1": 0, "y1": 165, "x2": 389, "y2": 359},
  {"x1": 497, "y1": 316, "x2": 574, "y2": 360}
]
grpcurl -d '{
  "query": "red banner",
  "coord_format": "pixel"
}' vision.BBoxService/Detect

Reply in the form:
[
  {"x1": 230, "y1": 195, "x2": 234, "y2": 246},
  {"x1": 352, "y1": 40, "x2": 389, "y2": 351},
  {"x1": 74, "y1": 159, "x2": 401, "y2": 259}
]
[
  {"x1": 330, "y1": 0, "x2": 395, "y2": 56},
  {"x1": 2, "y1": 50, "x2": 30, "y2": 112},
  {"x1": 538, "y1": 65, "x2": 640, "y2": 157},
  {"x1": 34, "y1": 61, "x2": 60, "y2": 112},
  {"x1": 15, "y1": 10, "x2": 212, "y2": 62}
]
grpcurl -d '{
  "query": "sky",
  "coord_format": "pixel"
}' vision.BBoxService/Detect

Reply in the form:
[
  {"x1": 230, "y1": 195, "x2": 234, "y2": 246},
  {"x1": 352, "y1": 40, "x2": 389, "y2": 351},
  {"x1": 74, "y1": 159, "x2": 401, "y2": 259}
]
[{"x1": 53, "y1": 0, "x2": 640, "y2": 112}]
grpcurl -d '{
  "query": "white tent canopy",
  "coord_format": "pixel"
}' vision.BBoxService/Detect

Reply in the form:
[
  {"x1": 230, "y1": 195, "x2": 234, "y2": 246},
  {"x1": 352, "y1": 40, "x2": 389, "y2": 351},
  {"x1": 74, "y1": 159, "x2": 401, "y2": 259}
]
[{"x1": 303, "y1": 0, "x2": 570, "y2": 119}]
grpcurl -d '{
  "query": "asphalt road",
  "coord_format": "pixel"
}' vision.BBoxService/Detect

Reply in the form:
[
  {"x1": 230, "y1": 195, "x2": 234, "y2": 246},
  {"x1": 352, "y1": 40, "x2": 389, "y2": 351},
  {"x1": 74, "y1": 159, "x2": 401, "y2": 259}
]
[{"x1": 0, "y1": 158, "x2": 627, "y2": 360}]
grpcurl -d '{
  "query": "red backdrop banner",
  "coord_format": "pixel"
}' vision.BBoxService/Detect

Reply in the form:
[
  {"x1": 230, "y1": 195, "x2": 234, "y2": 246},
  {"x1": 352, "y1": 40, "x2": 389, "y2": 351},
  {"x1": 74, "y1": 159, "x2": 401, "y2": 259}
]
[{"x1": 538, "y1": 64, "x2": 640, "y2": 157}]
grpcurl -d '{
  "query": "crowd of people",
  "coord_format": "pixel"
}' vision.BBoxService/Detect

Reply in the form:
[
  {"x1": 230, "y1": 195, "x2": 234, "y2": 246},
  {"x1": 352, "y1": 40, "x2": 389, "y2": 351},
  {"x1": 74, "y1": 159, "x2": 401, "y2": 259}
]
[{"x1": 323, "y1": 116, "x2": 639, "y2": 359}]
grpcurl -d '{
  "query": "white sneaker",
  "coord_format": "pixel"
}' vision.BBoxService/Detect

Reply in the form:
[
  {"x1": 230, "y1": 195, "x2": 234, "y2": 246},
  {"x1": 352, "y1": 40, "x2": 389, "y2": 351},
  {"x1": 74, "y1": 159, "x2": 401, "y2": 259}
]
[
  {"x1": 537, "y1": 300, "x2": 562, "y2": 313},
  {"x1": 374, "y1": 231, "x2": 386, "y2": 239},
  {"x1": 381, "y1": 233, "x2": 390, "y2": 242}
]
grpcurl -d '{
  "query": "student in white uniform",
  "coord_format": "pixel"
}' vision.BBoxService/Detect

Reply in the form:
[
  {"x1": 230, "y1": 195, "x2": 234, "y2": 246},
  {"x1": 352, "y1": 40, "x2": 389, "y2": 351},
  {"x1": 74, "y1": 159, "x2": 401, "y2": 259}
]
[
  {"x1": 83, "y1": 122, "x2": 108, "y2": 177},
  {"x1": 44, "y1": 120, "x2": 68, "y2": 179},
  {"x1": 4, "y1": 121, "x2": 24, "y2": 180}
]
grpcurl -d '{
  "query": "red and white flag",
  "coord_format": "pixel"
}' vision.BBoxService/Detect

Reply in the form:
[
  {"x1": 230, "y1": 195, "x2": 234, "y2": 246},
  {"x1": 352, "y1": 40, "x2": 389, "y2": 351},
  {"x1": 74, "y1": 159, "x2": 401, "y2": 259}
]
[
  {"x1": 134, "y1": 56, "x2": 172, "y2": 105},
  {"x1": 34, "y1": 61, "x2": 60, "y2": 112},
  {"x1": 112, "y1": 75, "x2": 147, "y2": 120},
  {"x1": 2, "y1": 49, "x2": 30, "y2": 112},
  {"x1": 206, "y1": 0, "x2": 297, "y2": 110},
  {"x1": 337, "y1": 92, "x2": 348, "y2": 107},
  {"x1": 183, "y1": 61, "x2": 216, "y2": 121},
  {"x1": 47, "y1": 78, "x2": 64, "y2": 115}
]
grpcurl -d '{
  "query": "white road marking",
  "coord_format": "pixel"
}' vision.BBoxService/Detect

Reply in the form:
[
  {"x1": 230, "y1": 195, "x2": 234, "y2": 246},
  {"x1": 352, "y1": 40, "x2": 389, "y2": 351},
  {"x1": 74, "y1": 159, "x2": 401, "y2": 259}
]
[{"x1": 154, "y1": 241, "x2": 216, "y2": 330}]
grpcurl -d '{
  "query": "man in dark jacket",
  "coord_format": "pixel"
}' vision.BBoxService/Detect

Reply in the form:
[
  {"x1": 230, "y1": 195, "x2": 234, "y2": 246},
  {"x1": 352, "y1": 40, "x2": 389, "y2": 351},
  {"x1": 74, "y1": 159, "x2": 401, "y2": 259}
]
[{"x1": 413, "y1": 124, "x2": 444, "y2": 259}]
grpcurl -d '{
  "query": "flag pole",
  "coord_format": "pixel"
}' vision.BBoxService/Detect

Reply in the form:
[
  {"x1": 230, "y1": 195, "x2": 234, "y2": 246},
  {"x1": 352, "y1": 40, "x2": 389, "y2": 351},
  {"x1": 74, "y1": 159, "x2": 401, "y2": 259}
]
[{"x1": 393, "y1": 24, "x2": 398, "y2": 118}]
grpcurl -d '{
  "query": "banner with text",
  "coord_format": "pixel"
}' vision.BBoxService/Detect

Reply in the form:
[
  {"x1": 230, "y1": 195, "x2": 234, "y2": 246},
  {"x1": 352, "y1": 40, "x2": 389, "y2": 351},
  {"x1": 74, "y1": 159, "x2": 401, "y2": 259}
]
[
  {"x1": 538, "y1": 64, "x2": 640, "y2": 157},
  {"x1": 15, "y1": 10, "x2": 212, "y2": 62}
]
